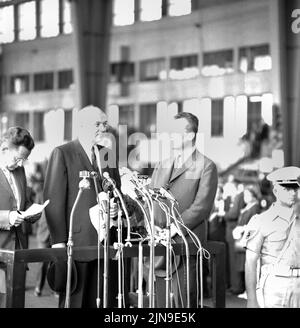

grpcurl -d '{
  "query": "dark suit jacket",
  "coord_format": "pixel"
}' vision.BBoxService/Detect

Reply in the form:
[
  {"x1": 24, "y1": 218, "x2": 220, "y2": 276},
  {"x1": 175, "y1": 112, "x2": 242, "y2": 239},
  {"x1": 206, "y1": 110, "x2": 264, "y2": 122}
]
[
  {"x1": 0, "y1": 166, "x2": 31, "y2": 250},
  {"x1": 150, "y1": 149, "x2": 218, "y2": 245},
  {"x1": 44, "y1": 139, "x2": 121, "y2": 247}
]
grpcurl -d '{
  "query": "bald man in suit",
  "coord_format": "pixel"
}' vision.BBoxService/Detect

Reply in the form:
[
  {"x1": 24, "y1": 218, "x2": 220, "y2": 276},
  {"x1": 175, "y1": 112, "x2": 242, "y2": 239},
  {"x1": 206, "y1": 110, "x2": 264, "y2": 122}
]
[
  {"x1": 150, "y1": 112, "x2": 218, "y2": 308},
  {"x1": 44, "y1": 105, "x2": 122, "y2": 308}
]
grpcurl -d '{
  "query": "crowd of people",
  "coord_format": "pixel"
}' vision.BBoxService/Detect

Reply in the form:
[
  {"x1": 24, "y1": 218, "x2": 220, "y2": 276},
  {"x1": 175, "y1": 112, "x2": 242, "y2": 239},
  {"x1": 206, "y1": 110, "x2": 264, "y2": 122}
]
[{"x1": 207, "y1": 173, "x2": 276, "y2": 299}]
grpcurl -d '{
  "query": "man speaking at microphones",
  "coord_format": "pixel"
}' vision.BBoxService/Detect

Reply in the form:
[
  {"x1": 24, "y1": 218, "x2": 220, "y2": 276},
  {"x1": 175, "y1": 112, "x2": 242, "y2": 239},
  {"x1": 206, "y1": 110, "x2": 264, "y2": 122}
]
[
  {"x1": 150, "y1": 112, "x2": 218, "y2": 308},
  {"x1": 43, "y1": 105, "x2": 122, "y2": 308}
]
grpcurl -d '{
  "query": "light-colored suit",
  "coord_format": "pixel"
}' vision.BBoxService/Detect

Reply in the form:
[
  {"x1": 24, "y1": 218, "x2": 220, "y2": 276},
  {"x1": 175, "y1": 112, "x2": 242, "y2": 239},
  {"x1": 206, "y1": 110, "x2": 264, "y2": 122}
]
[{"x1": 150, "y1": 149, "x2": 218, "y2": 307}]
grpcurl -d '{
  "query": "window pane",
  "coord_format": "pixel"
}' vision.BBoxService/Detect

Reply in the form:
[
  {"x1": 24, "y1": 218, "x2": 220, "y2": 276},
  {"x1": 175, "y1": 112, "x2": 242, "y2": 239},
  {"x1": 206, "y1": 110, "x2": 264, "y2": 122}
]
[
  {"x1": 40, "y1": 0, "x2": 59, "y2": 38},
  {"x1": 247, "y1": 96, "x2": 262, "y2": 132},
  {"x1": 62, "y1": 0, "x2": 72, "y2": 34},
  {"x1": 113, "y1": 0, "x2": 134, "y2": 26},
  {"x1": 140, "y1": 103, "x2": 157, "y2": 136},
  {"x1": 202, "y1": 49, "x2": 234, "y2": 77},
  {"x1": 140, "y1": 58, "x2": 166, "y2": 81},
  {"x1": 58, "y1": 70, "x2": 74, "y2": 89},
  {"x1": 64, "y1": 109, "x2": 72, "y2": 141},
  {"x1": 169, "y1": 0, "x2": 191, "y2": 16},
  {"x1": 34, "y1": 72, "x2": 54, "y2": 91},
  {"x1": 15, "y1": 112, "x2": 30, "y2": 130},
  {"x1": 140, "y1": 0, "x2": 162, "y2": 22},
  {"x1": 19, "y1": 1, "x2": 36, "y2": 41},
  {"x1": 10, "y1": 75, "x2": 30, "y2": 94},
  {"x1": 119, "y1": 105, "x2": 135, "y2": 129},
  {"x1": 33, "y1": 112, "x2": 44, "y2": 142},
  {"x1": 169, "y1": 54, "x2": 199, "y2": 80},
  {"x1": 211, "y1": 99, "x2": 223, "y2": 137},
  {"x1": 110, "y1": 62, "x2": 135, "y2": 83},
  {"x1": 0, "y1": 5, "x2": 14, "y2": 43},
  {"x1": 239, "y1": 44, "x2": 271, "y2": 73}
]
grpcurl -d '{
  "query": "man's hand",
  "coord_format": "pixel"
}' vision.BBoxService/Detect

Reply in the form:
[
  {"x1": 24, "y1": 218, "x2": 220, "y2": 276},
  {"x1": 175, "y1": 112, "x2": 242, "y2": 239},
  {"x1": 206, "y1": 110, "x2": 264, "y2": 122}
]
[{"x1": 9, "y1": 211, "x2": 24, "y2": 227}]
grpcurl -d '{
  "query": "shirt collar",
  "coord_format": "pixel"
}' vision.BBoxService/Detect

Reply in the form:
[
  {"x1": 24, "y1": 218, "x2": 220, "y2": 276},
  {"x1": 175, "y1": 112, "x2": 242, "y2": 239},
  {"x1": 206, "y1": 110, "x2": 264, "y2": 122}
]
[{"x1": 272, "y1": 202, "x2": 295, "y2": 222}]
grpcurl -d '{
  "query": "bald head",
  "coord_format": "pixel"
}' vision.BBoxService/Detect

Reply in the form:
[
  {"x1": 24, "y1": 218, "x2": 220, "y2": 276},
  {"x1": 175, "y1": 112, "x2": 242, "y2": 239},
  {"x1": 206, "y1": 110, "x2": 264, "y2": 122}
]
[{"x1": 76, "y1": 105, "x2": 108, "y2": 145}]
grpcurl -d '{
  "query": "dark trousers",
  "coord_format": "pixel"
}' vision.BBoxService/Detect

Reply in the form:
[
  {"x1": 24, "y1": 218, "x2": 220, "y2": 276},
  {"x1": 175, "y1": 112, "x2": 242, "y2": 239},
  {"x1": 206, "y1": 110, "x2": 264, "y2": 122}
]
[
  {"x1": 155, "y1": 255, "x2": 199, "y2": 308},
  {"x1": 58, "y1": 259, "x2": 130, "y2": 308}
]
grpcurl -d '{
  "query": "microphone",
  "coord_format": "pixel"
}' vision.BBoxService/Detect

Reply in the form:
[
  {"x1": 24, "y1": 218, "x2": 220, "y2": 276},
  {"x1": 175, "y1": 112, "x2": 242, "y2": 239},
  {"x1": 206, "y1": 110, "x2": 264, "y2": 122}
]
[
  {"x1": 98, "y1": 191, "x2": 109, "y2": 213},
  {"x1": 159, "y1": 187, "x2": 177, "y2": 203},
  {"x1": 102, "y1": 172, "x2": 116, "y2": 192},
  {"x1": 79, "y1": 171, "x2": 91, "y2": 189},
  {"x1": 148, "y1": 188, "x2": 167, "y2": 200}
]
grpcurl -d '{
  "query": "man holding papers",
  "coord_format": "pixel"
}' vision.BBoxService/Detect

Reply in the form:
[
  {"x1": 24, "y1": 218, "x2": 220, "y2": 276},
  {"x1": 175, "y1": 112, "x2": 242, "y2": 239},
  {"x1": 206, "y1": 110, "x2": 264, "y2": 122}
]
[{"x1": 0, "y1": 126, "x2": 41, "y2": 307}]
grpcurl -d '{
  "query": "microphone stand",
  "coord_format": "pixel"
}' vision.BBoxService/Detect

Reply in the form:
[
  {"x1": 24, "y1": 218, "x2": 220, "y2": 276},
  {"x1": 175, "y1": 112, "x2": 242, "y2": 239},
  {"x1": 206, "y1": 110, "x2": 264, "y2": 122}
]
[
  {"x1": 170, "y1": 201, "x2": 190, "y2": 308},
  {"x1": 151, "y1": 195, "x2": 173, "y2": 308},
  {"x1": 114, "y1": 200, "x2": 124, "y2": 308},
  {"x1": 103, "y1": 189, "x2": 110, "y2": 308},
  {"x1": 65, "y1": 171, "x2": 90, "y2": 308},
  {"x1": 90, "y1": 171, "x2": 102, "y2": 308}
]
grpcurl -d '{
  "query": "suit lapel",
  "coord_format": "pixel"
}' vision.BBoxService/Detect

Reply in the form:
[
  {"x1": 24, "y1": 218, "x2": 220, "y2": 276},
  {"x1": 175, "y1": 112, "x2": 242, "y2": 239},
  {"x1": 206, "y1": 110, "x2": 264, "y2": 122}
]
[
  {"x1": 11, "y1": 168, "x2": 25, "y2": 208},
  {"x1": 73, "y1": 139, "x2": 95, "y2": 173},
  {"x1": 0, "y1": 168, "x2": 16, "y2": 199},
  {"x1": 170, "y1": 150, "x2": 197, "y2": 183}
]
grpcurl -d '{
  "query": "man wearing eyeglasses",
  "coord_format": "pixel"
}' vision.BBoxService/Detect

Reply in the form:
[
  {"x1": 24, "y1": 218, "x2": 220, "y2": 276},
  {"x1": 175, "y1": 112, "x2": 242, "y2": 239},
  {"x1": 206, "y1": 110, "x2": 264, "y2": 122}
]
[{"x1": 0, "y1": 126, "x2": 39, "y2": 307}]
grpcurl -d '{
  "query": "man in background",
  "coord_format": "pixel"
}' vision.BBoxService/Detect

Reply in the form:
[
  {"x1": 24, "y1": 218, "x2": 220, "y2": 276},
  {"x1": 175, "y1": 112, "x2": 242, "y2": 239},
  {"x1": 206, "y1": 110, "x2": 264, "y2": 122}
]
[
  {"x1": 0, "y1": 127, "x2": 40, "y2": 307},
  {"x1": 150, "y1": 112, "x2": 218, "y2": 307}
]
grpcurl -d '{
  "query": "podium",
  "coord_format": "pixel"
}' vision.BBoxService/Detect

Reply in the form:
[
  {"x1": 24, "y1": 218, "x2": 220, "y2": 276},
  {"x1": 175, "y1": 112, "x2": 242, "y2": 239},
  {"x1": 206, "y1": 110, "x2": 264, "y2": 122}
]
[{"x1": 0, "y1": 241, "x2": 225, "y2": 308}]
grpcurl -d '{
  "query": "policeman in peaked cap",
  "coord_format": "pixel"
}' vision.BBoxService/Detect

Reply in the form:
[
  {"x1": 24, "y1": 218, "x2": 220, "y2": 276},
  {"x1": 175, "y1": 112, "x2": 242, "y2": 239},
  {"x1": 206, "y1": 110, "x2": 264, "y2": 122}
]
[{"x1": 243, "y1": 166, "x2": 300, "y2": 308}]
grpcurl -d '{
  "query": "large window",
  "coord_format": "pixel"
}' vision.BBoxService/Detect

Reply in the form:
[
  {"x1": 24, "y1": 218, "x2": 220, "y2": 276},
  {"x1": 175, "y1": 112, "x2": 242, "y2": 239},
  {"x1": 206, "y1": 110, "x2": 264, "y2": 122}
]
[
  {"x1": 33, "y1": 112, "x2": 44, "y2": 141},
  {"x1": 10, "y1": 75, "x2": 30, "y2": 94},
  {"x1": 64, "y1": 109, "x2": 72, "y2": 141},
  {"x1": 140, "y1": 0, "x2": 162, "y2": 22},
  {"x1": 34, "y1": 72, "x2": 54, "y2": 91},
  {"x1": 247, "y1": 96, "x2": 262, "y2": 132},
  {"x1": 119, "y1": 105, "x2": 135, "y2": 129},
  {"x1": 58, "y1": 70, "x2": 74, "y2": 89},
  {"x1": 18, "y1": 1, "x2": 36, "y2": 41},
  {"x1": 0, "y1": 5, "x2": 14, "y2": 43},
  {"x1": 113, "y1": 0, "x2": 134, "y2": 26},
  {"x1": 239, "y1": 44, "x2": 272, "y2": 73},
  {"x1": 62, "y1": 0, "x2": 72, "y2": 34},
  {"x1": 168, "y1": 0, "x2": 191, "y2": 16},
  {"x1": 169, "y1": 54, "x2": 199, "y2": 80},
  {"x1": 211, "y1": 99, "x2": 224, "y2": 137},
  {"x1": 140, "y1": 58, "x2": 166, "y2": 81},
  {"x1": 15, "y1": 112, "x2": 30, "y2": 130},
  {"x1": 202, "y1": 49, "x2": 234, "y2": 77},
  {"x1": 140, "y1": 103, "x2": 157, "y2": 136},
  {"x1": 110, "y1": 62, "x2": 135, "y2": 83},
  {"x1": 40, "y1": 0, "x2": 59, "y2": 38}
]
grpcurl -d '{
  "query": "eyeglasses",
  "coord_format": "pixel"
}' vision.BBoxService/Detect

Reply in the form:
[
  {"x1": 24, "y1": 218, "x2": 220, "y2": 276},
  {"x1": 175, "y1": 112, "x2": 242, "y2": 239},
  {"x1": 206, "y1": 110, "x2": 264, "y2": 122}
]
[{"x1": 13, "y1": 156, "x2": 28, "y2": 165}]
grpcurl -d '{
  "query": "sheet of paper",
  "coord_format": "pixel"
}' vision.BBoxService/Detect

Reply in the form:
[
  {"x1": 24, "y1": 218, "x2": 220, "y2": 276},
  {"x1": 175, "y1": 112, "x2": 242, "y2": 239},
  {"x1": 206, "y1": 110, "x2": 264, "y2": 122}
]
[{"x1": 20, "y1": 199, "x2": 50, "y2": 218}]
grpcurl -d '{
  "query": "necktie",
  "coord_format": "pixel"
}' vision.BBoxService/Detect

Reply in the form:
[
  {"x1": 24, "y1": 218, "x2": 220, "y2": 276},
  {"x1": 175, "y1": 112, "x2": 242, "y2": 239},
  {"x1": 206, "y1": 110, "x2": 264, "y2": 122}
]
[
  {"x1": 4, "y1": 169, "x2": 20, "y2": 209},
  {"x1": 91, "y1": 146, "x2": 102, "y2": 192}
]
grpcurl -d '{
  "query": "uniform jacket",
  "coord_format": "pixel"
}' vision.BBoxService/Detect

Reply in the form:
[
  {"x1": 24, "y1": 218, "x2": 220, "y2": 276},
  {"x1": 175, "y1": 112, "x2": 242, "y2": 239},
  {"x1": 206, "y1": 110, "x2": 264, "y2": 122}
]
[
  {"x1": 150, "y1": 149, "x2": 218, "y2": 244},
  {"x1": 0, "y1": 166, "x2": 31, "y2": 250},
  {"x1": 43, "y1": 139, "x2": 121, "y2": 247}
]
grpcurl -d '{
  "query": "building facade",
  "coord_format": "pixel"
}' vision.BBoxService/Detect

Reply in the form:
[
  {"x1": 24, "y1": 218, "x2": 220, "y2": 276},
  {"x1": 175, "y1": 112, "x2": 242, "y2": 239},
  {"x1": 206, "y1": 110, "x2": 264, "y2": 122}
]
[{"x1": 0, "y1": 0, "x2": 281, "y2": 170}]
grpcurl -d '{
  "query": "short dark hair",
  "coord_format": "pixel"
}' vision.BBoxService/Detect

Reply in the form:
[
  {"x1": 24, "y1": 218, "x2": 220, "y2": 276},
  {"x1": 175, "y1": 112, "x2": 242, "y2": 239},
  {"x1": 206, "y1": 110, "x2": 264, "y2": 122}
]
[
  {"x1": 1, "y1": 126, "x2": 35, "y2": 151},
  {"x1": 174, "y1": 112, "x2": 199, "y2": 135}
]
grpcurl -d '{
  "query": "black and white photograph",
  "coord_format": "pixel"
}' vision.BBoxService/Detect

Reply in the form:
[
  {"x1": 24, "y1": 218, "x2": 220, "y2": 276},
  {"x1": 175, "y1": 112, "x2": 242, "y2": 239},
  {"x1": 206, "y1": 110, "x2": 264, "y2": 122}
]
[{"x1": 0, "y1": 0, "x2": 300, "y2": 313}]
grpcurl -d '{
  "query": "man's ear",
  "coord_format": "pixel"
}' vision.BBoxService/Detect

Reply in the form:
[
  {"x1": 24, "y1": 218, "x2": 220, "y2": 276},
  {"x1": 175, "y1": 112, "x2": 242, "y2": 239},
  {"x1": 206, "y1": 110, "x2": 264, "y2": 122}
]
[{"x1": 186, "y1": 132, "x2": 195, "y2": 142}]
